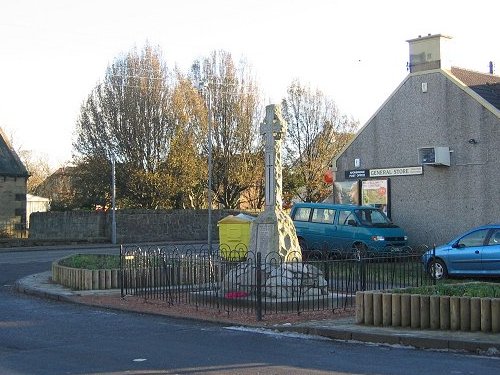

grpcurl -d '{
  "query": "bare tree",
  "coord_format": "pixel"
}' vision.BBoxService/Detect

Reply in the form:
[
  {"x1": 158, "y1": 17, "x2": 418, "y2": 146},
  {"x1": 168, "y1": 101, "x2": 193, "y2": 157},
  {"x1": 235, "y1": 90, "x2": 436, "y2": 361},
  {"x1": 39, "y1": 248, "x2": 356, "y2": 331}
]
[
  {"x1": 6, "y1": 129, "x2": 52, "y2": 195},
  {"x1": 73, "y1": 44, "x2": 179, "y2": 208},
  {"x1": 17, "y1": 150, "x2": 52, "y2": 194},
  {"x1": 282, "y1": 80, "x2": 358, "y2": 203},
  {"x1": 74, "y1": 43, "x2": 173, "y2": 172},
  {"x1": 191, "y1": 51, "x2": 263, "y2": 209}
]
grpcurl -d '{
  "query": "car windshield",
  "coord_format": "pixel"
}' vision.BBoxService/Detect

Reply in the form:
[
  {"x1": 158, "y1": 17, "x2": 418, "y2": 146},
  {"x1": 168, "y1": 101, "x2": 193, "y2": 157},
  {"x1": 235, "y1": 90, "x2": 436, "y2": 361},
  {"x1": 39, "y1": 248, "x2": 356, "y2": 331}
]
[{"x1": 354, "y1": 209, "x2": 393, "y2": 227}]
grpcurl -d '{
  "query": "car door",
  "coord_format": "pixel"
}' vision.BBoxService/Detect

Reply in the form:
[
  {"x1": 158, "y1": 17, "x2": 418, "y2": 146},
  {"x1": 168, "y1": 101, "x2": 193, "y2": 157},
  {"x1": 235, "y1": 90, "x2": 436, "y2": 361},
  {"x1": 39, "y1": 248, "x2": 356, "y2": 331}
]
[
  {"x1": 482, "y1": 228, "x2": 500, "y2": 275},
  {"x1": 334, "y1": 209, "x2": 357, "y2": 251},
  {"x1": 309, "y1": 208, "x2": 336, "y2": 250},
  {"x1": 447, "y1": 229, "x2": 488, "y2": 274}
]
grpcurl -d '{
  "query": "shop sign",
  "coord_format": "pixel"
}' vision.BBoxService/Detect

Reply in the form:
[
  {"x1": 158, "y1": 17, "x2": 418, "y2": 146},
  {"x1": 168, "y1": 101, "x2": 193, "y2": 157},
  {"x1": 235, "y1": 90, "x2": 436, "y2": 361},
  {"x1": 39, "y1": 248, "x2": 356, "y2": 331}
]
[
  {"x1": 345, "y1": 169, "x2": 369, "y2": 179},
  {"x1": 369, "y1": 166, "x2": 423, "y2": 177}
]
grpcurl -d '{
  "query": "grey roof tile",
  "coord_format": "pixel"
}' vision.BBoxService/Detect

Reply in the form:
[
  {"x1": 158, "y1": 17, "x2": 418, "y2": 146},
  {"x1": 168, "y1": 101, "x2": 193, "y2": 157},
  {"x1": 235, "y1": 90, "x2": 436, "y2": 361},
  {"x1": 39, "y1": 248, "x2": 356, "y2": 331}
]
[
  {"x1": 0, "y1": 127, "x2": 29, "y2": 177},
  {"x1": 451, "y1": 66, "x2": 500, "y2": 110}
]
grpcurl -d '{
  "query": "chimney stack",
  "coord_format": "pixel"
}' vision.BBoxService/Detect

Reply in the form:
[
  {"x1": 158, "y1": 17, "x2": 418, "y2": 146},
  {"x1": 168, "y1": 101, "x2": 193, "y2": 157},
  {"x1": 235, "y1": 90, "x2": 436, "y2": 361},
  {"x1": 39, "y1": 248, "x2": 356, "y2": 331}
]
[{"x1": 407, "y1": 34, "x2": 453, "y2": 73}]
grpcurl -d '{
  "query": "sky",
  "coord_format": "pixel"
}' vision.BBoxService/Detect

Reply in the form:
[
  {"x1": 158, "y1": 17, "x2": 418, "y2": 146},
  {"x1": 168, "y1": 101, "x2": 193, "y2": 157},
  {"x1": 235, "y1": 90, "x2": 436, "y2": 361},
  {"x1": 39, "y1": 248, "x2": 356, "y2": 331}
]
[{"x1": 1, "y1": 0, "x2": 499, "y2": 170}]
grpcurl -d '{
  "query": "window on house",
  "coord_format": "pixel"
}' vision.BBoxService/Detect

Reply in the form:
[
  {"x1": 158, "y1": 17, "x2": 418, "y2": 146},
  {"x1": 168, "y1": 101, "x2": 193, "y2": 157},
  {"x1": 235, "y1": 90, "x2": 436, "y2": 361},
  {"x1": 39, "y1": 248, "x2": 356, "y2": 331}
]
[{"x1": 15, "y1": 194, "x2": 26, "y2": 201}]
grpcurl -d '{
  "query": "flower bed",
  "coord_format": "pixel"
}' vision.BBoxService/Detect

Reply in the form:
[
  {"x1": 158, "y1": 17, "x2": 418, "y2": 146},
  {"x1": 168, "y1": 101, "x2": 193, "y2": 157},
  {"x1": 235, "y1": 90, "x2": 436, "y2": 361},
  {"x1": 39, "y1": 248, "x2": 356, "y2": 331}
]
[
  {"x1": 356, "y1": 290, "x2": 500, "y2": 333},
  {"x1": 52, "y1": 257, "x2": 119, "y2": 290}
]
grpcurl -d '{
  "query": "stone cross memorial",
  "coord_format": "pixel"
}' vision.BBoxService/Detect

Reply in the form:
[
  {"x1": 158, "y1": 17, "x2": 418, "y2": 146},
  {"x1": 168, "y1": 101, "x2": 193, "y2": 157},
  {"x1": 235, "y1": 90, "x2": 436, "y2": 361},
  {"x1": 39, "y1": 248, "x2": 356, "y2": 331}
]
[{"x1": 248, "y1": 104, "x2": 301, "y2": 261}]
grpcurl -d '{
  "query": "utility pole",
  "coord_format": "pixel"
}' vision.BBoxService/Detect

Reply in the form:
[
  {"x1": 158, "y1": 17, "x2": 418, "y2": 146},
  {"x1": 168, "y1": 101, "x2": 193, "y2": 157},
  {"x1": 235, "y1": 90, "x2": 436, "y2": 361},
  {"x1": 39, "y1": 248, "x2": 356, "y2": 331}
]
[
  {"x1": 197, "y1": 80, "x2": 214, "y2": 255},
  {"x1": 206, "y1": 86, "x2": 213, "y2": 255},
  {"x1": 111, "y1": 158, "x2": 116, "y2": 244}
]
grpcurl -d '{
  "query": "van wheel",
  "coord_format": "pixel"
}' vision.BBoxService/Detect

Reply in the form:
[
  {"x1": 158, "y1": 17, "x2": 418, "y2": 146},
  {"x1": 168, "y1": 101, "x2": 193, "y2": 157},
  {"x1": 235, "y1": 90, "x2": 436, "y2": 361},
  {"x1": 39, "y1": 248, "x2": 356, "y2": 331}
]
[
  {"x1": 298, "y1": 238, "x2": 307, "y2": 252},
  {"x1": 352, "y1": 243, "x2": 367, "y2": 260},
  {"x1": 307, "y1": 252, "x2": 322, "y2": 261}
]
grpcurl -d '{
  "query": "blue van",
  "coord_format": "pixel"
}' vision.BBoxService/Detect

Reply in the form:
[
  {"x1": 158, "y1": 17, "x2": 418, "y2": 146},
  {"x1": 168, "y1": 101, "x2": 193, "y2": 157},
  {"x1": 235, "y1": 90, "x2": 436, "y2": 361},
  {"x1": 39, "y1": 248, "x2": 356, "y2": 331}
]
[{"x1": 290, "y1": 202, "x2": 408, "y2": 258}]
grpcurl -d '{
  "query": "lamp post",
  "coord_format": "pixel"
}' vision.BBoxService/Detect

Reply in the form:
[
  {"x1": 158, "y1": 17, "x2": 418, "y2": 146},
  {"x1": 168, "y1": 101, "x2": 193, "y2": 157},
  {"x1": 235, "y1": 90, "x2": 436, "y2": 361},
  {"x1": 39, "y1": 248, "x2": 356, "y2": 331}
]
[
  {"x1": 329, "y1": 163, "x2": 335, "y2": 203},
  {"x1": 199, "y1": 79, "x2": 240, "y2": 255},
  {"x1": 207, "y1": 89, "x2": 213, "y2": 255},
  {"x1": 199, "y1": 81, "x2": 213, "y2": 255},
  {"x1": 111, "y1": 158, "x2": 117, "y2": 244}
]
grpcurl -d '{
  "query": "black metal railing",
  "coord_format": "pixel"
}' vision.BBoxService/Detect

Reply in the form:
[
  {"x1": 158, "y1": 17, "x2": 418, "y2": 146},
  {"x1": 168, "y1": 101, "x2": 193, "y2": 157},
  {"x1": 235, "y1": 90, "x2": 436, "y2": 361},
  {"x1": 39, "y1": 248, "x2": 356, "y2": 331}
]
[{"x1": 120, "y1": 244, "x2": 432, "y2": 320}]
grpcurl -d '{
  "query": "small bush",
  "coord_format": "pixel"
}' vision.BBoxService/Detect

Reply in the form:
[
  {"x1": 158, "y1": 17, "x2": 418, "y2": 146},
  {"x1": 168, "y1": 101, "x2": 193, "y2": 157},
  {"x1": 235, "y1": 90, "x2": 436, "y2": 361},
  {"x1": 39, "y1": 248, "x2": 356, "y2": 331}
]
[
  {"x1": 0, "y1": 228, "x2": 12, "y2": 239},
  {"x1": 393, "y1": 282, "x2": 500, "y2": 298}
]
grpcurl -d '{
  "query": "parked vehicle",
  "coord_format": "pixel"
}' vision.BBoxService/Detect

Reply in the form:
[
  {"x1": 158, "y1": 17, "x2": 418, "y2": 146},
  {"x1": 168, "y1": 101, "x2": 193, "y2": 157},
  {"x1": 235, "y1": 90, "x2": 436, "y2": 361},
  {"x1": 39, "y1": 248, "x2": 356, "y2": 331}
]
[
  {"x1": 422, "y1": 224, "x2": 500, "y2": 280},
  {"x1": 290, "y1": 202, "x2": 408, "y2": 258}
]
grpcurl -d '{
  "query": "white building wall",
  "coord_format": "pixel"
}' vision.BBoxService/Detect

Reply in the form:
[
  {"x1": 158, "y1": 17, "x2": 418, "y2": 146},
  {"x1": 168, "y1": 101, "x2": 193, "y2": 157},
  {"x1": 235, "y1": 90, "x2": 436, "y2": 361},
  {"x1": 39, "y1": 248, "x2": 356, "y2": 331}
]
[
  {"x1": 335, "y1": 70, "x2": 500, "y2": 246},
  {"x1": 26, "y1": 194, "x2": 50, "y2": 228}
]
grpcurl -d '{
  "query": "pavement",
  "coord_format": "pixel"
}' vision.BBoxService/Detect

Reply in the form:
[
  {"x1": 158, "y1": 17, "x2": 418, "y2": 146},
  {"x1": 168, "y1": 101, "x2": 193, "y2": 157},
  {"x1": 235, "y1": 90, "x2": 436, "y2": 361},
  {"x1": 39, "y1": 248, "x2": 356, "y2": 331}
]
[{"x1": 14, "y1": 271, "x2": 500, "y2": 357}]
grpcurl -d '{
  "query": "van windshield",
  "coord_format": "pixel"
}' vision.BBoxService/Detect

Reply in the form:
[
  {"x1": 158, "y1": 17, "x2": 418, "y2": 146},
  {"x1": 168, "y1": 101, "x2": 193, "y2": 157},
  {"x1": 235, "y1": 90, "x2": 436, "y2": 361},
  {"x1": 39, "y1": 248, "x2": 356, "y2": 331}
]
[{"x1": 354, "y1": 209, "x2": 396, "y2": 227}]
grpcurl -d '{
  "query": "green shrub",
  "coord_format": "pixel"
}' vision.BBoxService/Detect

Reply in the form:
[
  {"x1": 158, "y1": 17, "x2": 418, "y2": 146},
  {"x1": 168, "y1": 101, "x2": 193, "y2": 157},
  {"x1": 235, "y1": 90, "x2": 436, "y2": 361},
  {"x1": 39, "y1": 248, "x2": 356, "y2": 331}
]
[
  {"x1": 0, "y1": 228, "x2": 12, "y2": 238},
  {"x1": 59, "y1": 254, "x2": 120, "y2": 270},
  {"x1": 393, "y1": 282, "x2": 500, "y2": 298}
]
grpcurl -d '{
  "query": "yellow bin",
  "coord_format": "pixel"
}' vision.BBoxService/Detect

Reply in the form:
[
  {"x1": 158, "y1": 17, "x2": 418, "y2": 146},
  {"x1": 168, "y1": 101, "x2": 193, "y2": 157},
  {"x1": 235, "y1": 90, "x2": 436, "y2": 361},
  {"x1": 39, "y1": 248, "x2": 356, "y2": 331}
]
[{"x1": 217, "y1": 214, "x2": 254, "y2": 261}]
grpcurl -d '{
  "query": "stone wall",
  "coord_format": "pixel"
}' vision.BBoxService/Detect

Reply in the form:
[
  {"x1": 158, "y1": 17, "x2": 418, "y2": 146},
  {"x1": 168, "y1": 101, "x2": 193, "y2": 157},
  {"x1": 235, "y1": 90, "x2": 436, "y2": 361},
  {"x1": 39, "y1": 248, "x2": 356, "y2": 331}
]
[
  {"x1": 29, "y1": 209, "x2": 242, "y2": 243},
  {"x1": 29, "y1": 211, "x2": 107, "y2": 241}
]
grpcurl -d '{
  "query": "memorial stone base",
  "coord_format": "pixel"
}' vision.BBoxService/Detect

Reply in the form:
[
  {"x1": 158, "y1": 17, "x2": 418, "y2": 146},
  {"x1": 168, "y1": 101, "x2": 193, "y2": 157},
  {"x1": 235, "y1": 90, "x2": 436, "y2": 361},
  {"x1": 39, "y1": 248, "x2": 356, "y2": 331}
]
[{"x1": 248, "y1": 208, "x2": 302, "y2": 261}]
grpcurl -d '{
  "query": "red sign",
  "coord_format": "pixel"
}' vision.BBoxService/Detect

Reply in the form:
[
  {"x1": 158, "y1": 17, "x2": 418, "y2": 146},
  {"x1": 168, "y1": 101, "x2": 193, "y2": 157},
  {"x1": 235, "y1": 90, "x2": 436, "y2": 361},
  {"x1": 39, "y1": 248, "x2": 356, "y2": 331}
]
[{"x1": 323, "y1": 170, "x2": 334, "y2": 184}]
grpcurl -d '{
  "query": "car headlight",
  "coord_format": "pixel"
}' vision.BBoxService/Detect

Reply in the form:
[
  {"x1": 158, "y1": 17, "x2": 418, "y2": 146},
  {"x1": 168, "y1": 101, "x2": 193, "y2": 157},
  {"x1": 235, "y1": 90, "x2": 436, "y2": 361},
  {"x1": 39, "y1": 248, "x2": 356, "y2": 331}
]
[
  {"x1": 371, "y1": 235, "x2": 385, "y2": 241},
  {"x1": 404, "y1": 236, "x2": 408, "y2": 241}
]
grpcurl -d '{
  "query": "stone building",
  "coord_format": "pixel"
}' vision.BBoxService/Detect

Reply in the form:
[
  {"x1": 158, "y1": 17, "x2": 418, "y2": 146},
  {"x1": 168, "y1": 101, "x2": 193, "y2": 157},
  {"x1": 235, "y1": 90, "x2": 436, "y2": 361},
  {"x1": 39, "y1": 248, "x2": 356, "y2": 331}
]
[
  {"x1": 333, "y1": 34, "x2": 500, "y2": 246},
  {"x1": 0, "y1": 127, "x2": 29, "y2": 234}
]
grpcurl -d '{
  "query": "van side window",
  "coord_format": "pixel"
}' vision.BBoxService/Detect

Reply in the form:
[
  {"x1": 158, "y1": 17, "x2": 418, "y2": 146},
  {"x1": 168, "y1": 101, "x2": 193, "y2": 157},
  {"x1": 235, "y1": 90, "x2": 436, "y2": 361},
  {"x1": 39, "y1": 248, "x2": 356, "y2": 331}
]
[
  {"x1": 311, "y1": 208, "x2": 335, "y2": 224},
  {"x1": 338, "y1": 210, "x2": 355, "y2": 226},
  {"x1": 293, "y1": 207, "x2": 311, "y2": 222}
]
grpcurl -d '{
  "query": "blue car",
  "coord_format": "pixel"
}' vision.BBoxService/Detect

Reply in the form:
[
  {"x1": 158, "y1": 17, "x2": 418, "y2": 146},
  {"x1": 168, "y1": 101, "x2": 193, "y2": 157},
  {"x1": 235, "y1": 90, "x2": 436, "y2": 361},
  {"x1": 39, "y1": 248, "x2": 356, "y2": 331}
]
[{"x1": 422, "y1": 224, "x2": 500, "y2": 280}]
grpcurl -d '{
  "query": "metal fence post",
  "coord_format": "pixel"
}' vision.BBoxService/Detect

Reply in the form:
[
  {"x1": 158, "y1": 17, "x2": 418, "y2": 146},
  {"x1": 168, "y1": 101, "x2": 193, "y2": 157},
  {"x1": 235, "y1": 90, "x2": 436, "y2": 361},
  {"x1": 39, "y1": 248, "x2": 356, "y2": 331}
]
[
  {"x1": 432, "y1": 244, "x2": 436, "y2": 286},
  {"x1": 360, "y1": 256, "x2": 366, "y2": 291},
  {"x1": 256, "y1": 252, "x2": 262, "y2": 321},
  {"x1": 120, "y1": 245, "x2": 124, "y2": 297}
]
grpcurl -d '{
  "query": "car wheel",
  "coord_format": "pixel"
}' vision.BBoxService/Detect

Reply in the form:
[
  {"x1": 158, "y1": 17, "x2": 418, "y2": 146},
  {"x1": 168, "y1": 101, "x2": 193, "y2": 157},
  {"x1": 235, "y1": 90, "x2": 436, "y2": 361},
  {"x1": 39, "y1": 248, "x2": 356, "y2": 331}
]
[
  {"x1": 352, "y1": 243, "x2": 367, "y2": 260},
  {"x1": 428, "y1": 259, "x2": 448, "y2": 280},
  {"x1": 298, "y1": 238, "x2": 311, "y2": 259},
  {"x1": 298, "y1": 238, "x2": 307, "y2": 252},
  {"x1": 306, "y1": 251, "x2": 322, "y2": 261}
]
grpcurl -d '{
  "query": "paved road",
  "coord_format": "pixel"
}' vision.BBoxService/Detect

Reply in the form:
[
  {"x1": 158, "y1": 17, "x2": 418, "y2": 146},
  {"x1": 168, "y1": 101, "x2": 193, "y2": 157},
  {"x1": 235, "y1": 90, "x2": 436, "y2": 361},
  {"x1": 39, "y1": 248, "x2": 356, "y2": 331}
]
[{"x1": 1, "y1": 247, "x2": 500, "y2": 374}]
